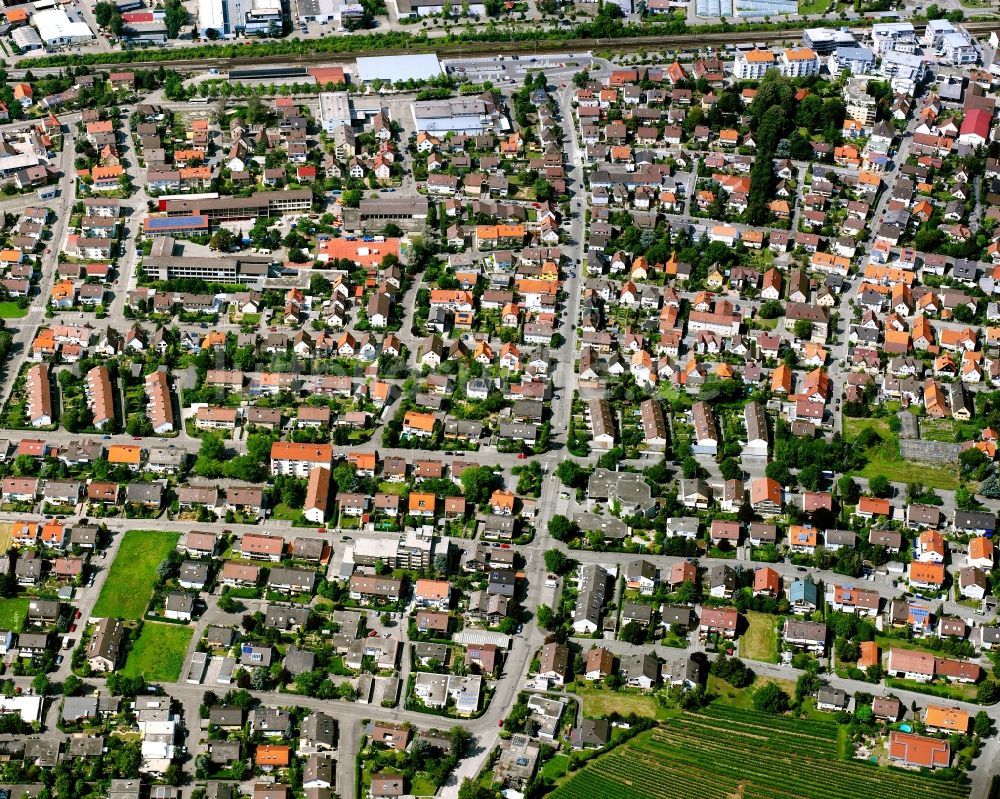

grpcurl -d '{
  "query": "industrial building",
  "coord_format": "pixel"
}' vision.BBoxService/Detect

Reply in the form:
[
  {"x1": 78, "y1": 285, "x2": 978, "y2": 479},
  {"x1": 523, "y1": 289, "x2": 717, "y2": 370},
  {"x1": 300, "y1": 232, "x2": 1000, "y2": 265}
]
[
  {"x1": 162, "y1": 189, "x2": 312, "y2": 220},
  {"x1": 411, "y1": 97, "x2": 494, "y2": 135},
  {"x1": 342, "y1": 197, "x2": 429, "y2": 232},
  {"x1": 142, "y1": 236, "x2": 271, "y2": 284},
  {"x1": 11, "y1": 26, "x2": 42, "y2": 52},
  {"x1": 198, "y1": 0, "x2": 282, "y2": 37},
  {"x1": 295, "y1": 0, "x2": 364, "y2": 24},
  {"x1": 319, "y1": 92, "x2": 352, "y2": 134},
  {"x1": 32, "y1": 8, "x2": 94, "y2": 48},
  {"x1": 695, "y1": 0, "x2": 795, "y2": 17},
  {"x1": 356, "y1": 53, "x2": 442, "y2": 83},
  {"x1": 198, "y1": 0, "x2": 229, "y2": 37}
]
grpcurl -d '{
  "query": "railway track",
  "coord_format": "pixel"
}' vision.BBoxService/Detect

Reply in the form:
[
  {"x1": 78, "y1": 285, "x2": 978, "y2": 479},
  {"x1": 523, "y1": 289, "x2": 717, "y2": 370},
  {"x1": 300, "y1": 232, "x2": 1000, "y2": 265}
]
[{"x1": 12, "y1": 19, "x2": 1000, "y2": 75}]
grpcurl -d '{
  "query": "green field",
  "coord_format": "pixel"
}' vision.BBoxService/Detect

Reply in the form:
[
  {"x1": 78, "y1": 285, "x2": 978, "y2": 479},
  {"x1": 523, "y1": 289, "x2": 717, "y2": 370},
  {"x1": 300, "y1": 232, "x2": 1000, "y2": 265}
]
[
  {"x1": 572, "y1": 682, "x2": 671, "y2": 721},
  {"x1": 0, "y1": 302, "x2": 27, "y2": 319},
  {"x1": 541, "y1": 755, "x2": 571, "y2": 781},
  {"x1": 741, "y1": 612, "x2": 779, "y2": 663},
  {"x1": 93, "y1": 530, "x2": 180, "y2": 619},
  {"x1": 548, "y1": 705, "x2": 970, "y2": 799},
  {"x1": 0, "y1": 597, "x2": 28, "y2": 632},
  {"x1": 122, "y1": 622, "x2": 193, "y2": 682},
  {"x1": 844, "y1": 414, "x2": 959, "y2": 491},
  {"x1": 799, "y1": 0, "x2": 830, "y2": 13},
  {"x1": 271, "y1": 503, "x2": 301, "y2": 521}
]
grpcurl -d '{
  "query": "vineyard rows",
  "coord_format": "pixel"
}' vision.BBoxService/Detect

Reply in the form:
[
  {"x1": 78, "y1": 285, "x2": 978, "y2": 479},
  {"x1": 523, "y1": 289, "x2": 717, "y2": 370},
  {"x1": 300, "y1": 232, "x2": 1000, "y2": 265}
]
[{"x1": 549, "y1": 705, "x2": 970, "y2": 799}]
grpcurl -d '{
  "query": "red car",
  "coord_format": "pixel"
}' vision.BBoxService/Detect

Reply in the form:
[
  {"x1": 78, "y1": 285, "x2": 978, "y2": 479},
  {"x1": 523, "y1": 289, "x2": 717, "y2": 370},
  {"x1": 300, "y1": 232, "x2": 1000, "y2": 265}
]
[
  {"x1": 517, "y1": 452, "x2": 527, "y2": 459},
  {"x1": 368, "y1": 630, "x2": 379, "y2": 637},
  {"x1": 498, "y1": 719, "x2": 505, "y2": 728},
  {"x1": 74, "y1": 610, "x2": 81, "y2": 619},
  {"x1": 317, "y1": 528, "x2": 326, "y2": 534},
  {"x1": 500, "y1": 544, "x2": 510, "y2": 549},
  {"x1": 70, "y1": 624, "x2": 77, "y2": 633}
]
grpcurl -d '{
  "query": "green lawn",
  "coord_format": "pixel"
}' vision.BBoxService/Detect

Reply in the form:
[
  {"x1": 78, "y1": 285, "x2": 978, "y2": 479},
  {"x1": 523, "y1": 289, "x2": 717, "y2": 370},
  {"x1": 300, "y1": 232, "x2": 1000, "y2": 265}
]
[
  {"x1": 741, "y1": 612, "x2": 779, "y2": 663},
  {"x1": 409, "y1": 774, "x2": 437, "y2": 796},
  {"x1": 122, "y1": 622, "x2": 193, "y2": 682},
  {"x1": 843, "y1": 416, "x2": 892, "y2": 441},
  {"x1": 541, "y1": 755, "x2": 570, "y2": 781},
  {"x1": 572, "y1": 682, "x2": 671, "y2": 721},
  {"x1": 0, "y1": 597, "x2": 28, "y2": 632},
  {"x1": 271, "y1": 503, "x2": 301, "y2": 521},
  {"x1": 844, "y1": 414, "x2": 959, "y2": 491},
  {"x1": 0, "y1": 302, "x2": 27, "y2": 319},
  {"x1": 857, "y1": 459, "x2": 959, "y2": 492},
  {"x1": 799, "y1": 0, "x2": 830, "y2": 13},
  {"x1": 93, "y1": 530, "x2": 180, "y2": 619}
]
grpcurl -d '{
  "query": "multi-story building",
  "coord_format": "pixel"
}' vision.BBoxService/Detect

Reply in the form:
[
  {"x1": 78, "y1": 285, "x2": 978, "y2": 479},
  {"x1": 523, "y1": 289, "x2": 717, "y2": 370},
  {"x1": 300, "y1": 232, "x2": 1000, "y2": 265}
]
[
  {"x1": 733, "y1": 49, "x2": 775, "y2": 80},
  {"x1": 779, "y1": 48, "x2": 819, "y2": 78},
  {"x1": 269, "y1": 442, "x2": 333, "y2": 478}
]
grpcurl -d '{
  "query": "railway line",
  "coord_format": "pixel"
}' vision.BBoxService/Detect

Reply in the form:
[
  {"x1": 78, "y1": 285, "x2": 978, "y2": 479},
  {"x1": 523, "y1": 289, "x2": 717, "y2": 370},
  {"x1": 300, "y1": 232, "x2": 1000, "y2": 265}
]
[{"x1": 10, "y1": 19, "x2": 1000, "y2": 76}]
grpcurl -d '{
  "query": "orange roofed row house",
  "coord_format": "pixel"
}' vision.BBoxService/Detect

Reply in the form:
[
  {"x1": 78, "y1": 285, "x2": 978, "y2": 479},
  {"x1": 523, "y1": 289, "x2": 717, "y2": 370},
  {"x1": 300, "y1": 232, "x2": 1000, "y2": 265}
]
[{"x1": 270, "y1": 442, "x2": 332, "y2": 478}]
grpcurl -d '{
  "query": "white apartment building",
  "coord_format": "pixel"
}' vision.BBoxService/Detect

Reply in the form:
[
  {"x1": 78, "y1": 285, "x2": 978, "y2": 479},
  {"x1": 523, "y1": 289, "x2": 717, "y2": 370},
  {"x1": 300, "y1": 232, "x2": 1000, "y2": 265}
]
[
  {"x1": 733, "y1": 49, "x2": 776, "y2": 79},
  {"x1": 779, "y1": 48, "x2": 820, "y2": 78}
]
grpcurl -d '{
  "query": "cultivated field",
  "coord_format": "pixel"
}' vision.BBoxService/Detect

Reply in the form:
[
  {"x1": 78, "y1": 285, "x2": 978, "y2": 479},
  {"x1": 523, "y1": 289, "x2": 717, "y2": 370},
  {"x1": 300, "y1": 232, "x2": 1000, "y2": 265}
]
[
  {"x1": 548, "y1": 705, "x2": 970, "y2": 799},
  {"x1": 93, "y1": 530, "x2": 180, "y2": 619}
]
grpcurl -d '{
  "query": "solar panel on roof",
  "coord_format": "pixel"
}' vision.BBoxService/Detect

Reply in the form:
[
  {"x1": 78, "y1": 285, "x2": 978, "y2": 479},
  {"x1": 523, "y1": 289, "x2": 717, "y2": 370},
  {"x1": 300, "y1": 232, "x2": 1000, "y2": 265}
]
[{"x1": 145, "y1": 215, "x2": 206, "y2": 228}]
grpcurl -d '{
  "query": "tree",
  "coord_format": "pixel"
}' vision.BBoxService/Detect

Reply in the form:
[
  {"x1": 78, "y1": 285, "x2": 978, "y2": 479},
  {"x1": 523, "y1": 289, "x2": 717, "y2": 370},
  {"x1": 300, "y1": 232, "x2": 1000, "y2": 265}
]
[
  {"x1": 793, "y1": 319, "x2": 813, "y2": 340},
  {"x1": 210, "y1": 228, "x2": 238, "y2": 252},
  {"x1": 460, "y1": 466, "x2": 498, "y2": 505},
  {"x1": 536, "y1": 605, "x2": 555, "y2": 630},
  {"x1": 975, "y1": 710, "x2": 994, "y2": 738},
  {"x1": 533, "y1": 178, "x2": 555, "y2": 203},
  {"x1": 543, "y1": 549, "x2": 567, "y2": 575},
  {"x1": 331, "y1": 462, "x2": 359, "y2": 494},
  {"x1": 61, "y1": 674, "x2": 84, "y2": 696},
  {"x1": 555, "y1": 460, "x2": 584, "y2": 488},
  {"x1": 837, "y1": 476, "x2": 860, "y2": 504},
  {"x1": 109, "y1": 13, "x2": 124, "y2": 36},
  {"x1": 32, "y1": 674, "x2": 51, "y2": 696},
  {"x1": 797, "y1": 463, "x2": 823, "y2": 491},
  {"x1": 855, "y1": 704, "x2": 873, "y2": 724},
  {"x1": 759, "y1": 300, "x2": 784, "y2": 319},
  {"x1": 94, "y1": 1, "x2": 116, "y2": 26},
  {"x1": 163, "y1": 0, "x2": 189, "y2": 38},
  {"x1": 867, "y1": 475, "x2": 891, "y2": 498},
  {"x1": 955, "y1": 484, "x2": 977, "y2": 509},
  {"x1": 458, "y1": 779, "x2": 498, "y2": 799},
  {"x1": 752, "y1": 682, "x2": 790, "y2": 714},
  {"x1": 719, "y1": 458, "x2": 741, "y2": 481},
  {"x1": 548, "y1": 514, "x2": 577, "y2": 542},
  {"x1": 977, "y1": 679, "x2": 1000, "y2": 704},
  {"x1": 619, "y1": 621, "x2": 644, "y2": 645},
  {"x1": 960, "y1": 447, "x2": 988, "y2": 476},
  {"x1": 217, "y1": 594, "x2": 241, "y2": 614}
]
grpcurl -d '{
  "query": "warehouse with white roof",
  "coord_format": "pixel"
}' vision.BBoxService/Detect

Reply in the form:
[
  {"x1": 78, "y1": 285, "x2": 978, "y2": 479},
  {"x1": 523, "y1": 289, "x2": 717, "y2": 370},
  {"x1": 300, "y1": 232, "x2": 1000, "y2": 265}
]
[
  {"x1": 32, "y1": 8, "x2": 94, "y2": 48},
  {"x1": 356, "y1": 53, "x2": 442, "y2": 83}
]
